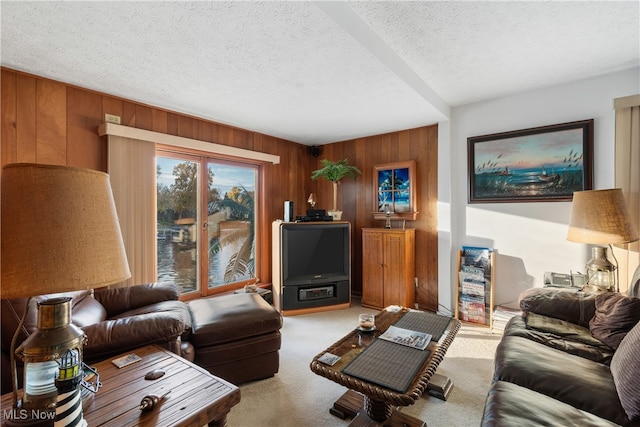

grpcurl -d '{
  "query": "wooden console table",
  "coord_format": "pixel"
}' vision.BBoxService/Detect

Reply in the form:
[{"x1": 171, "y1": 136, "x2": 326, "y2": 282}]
[
  {"x1": 0, "y1": 345, "x2": 240, "y2": 427},
  {"x1": 310, "y1": 308, "x2": 460, "y2": 426}
]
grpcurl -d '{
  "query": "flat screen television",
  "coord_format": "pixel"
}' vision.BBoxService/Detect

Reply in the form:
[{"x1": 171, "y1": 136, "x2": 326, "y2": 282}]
[{"x1": 281, "y1": 223, "x2": 350, "y2": 286}]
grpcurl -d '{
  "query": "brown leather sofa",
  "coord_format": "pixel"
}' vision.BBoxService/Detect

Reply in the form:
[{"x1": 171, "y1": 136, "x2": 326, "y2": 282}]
[
  {"x1": 2, "y1": 282, "x2": 283, "y2": 396},
  {"x1": 482, "y1": 288, "x2": 640, "y2": 427},
  {"x1": 1, "y1": 283, "x2": 192, "y2": 395}
]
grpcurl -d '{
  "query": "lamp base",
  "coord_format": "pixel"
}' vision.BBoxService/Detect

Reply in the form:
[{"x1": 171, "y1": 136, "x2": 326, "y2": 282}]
[
  {"x1": 584, "y1": 285, "x2": 613, "y2": 293},
  {"x1": 585, "y1": 246, "x2": 616, "y2": 292}
]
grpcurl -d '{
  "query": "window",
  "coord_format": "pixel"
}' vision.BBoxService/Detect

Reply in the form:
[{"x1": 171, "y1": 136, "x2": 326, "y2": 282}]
[
  {"x1": 156, "y1": 151, "x2": 259, "y2": 297},
  {"x1": 206, "y1": 161, "x2": 257, "y2": 289}
]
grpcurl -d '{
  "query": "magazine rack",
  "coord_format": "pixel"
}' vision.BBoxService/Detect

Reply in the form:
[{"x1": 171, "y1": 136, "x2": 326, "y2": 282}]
[{"x1": 454, "y1": 248, "x2": 495, "y2": 328}]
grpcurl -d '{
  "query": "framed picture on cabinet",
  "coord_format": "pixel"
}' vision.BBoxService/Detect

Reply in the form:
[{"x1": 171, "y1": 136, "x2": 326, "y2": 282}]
[
  {"x1": 373, "y1": 160, "x2": 418, "y2": 221},
  {"x1": 467, "y1": 119, "x2": 593, "y2": 203}
]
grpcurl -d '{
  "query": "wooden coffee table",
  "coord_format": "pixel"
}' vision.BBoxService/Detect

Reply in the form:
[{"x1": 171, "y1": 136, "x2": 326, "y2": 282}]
[
  {"x1": 310, "y1": 308, "x2": 460, "y2": 427},
  {"x1": 0, "y1": 345, "x2": 240, "y2": 427}
]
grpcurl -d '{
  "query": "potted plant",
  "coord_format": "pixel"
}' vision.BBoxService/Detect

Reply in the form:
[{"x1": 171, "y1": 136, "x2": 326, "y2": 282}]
[{"x1": 311, "y1": 158, "x2": 362, "y2": 219}]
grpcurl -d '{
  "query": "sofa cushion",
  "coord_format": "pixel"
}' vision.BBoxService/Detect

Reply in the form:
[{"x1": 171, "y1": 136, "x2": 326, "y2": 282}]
[
  {"x1": 504, "y1": 315, "x2": 614, "y2": 364},
  {"x1": 93, "y1": 282, "x2": 181, "y2": 317},
  {"x1": 589, "y1": 293, "x2": 640, "y2": 349},
  {"x1": 82, "y1": 311, "x2": 187, "y2": 361},
  {"x1": 493, "y1": 335, "x2": 630, "y2": 425},
  {"x1": 188, "y1": 293, "x2": 282, "y2": 346},
  {"x1": 70, "y1": 293, "x2": 108, "y2": 327},
  {"x1": 111, "y1": 300, "x2": 191, "y2": 332},
  {"x1": 519, "y1": 288, "x2": 597, "y2": 327},
  {"x1": 525, "y1": 312, "x2": 608, "y2": 347},
  {"x1": 611, "y1": 321, "x2": 640, "y2": 421},
  {"x1": 482, "y1": 380, "x2": 621, "y2": 427}
]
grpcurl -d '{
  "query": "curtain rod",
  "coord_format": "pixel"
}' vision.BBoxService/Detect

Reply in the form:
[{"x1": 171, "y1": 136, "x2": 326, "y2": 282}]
[{"x1": 98, "y1": 122, "x2": 280, "y2": 165}]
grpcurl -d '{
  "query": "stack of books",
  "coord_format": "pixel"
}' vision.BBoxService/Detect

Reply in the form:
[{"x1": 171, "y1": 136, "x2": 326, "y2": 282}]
[{"x1": 492, "y1": 302, "x2": 521, "y2": 333}]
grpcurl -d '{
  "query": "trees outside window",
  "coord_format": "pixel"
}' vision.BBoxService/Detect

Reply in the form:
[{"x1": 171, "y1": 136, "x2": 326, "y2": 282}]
[{"x1": 157, "y1": 153, "x2": 258, "y2": 297}]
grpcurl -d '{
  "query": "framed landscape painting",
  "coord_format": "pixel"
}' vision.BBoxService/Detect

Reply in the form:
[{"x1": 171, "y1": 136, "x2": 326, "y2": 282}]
[
  {"x1": 468, "y1": 119, "x2": 593, "y2": 203},
  {"x1": 372, "y1": 160, "x2": 418, "y2": 220}
]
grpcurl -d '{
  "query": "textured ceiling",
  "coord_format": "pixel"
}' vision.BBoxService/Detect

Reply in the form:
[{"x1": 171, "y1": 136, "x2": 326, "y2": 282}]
[{"x1": 1, "y1": 1, "x2": 638, "y2": 145}]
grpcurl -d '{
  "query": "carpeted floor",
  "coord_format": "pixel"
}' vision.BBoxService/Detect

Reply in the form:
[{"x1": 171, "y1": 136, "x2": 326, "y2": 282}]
[{"x1": 226, "y1": 300, "x2": 501, "y2": 427}]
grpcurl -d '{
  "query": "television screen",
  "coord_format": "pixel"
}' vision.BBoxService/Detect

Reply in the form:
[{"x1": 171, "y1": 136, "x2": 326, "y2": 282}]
[{"x1": 281, "y1": 223, "x2": 349, "y2": 285}]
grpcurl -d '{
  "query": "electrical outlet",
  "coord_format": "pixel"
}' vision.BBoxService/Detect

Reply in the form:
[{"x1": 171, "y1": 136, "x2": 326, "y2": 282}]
[{"x1": 105, "y1": 114, "x2": 121, "y2": 124}]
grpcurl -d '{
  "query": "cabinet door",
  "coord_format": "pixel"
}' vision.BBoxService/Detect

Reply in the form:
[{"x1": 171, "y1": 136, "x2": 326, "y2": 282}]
[
  {"x1": 382, "y1": 233, "x2": 408, "y2": 306},
  {"x1": 362, "y1": 231, "x2": 384, "y2": 308}
]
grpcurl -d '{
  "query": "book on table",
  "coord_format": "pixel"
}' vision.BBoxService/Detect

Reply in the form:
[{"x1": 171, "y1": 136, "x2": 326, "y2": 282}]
[{"x1": 378, "y1": 325, "x2": 432, "y2": 350}]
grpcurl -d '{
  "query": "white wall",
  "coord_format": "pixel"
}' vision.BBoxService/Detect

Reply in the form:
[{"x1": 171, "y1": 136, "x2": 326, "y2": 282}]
[{"x1": 438, "y1": 67, "x2": 640, "y2": 313}]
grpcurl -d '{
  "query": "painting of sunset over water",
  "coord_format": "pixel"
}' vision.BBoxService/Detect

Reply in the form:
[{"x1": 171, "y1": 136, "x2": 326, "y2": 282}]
[{"x1": 468, "y1": 120, "x2": 593, "y2": 203}]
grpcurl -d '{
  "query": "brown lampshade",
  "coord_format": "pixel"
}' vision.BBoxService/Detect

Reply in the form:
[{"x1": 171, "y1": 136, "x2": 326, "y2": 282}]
[
  {"x1": 1, "y1": 163, "x2": 131, "y2": 299},
  {"x1": 567, "y1": 188, "x2": 639, "y2": 244}
]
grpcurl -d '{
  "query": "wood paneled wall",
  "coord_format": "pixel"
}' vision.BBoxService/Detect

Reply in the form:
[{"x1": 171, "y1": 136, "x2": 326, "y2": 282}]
[
  {"x1": 314, "y1": 126, "x2": 439, "y2": 311},
  {"x1": 1, "y1": 67, "x2": 438, "y2": 310}
]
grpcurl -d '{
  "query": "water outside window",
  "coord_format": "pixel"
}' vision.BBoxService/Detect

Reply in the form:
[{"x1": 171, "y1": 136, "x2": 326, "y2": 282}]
[
  {"x1": 157, "y1": 157, "x2": 200, "y2": 293},
  {"x1": 156, "y1": 154, "x2": 257, "y2": 296},
  {"x1": 206, "y1": 162, "x2": 257, "y2": 289}
]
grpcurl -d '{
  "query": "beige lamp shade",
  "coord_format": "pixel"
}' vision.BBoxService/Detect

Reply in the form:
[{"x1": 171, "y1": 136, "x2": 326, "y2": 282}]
[
  {"x1": 1, "y1": 163, "x2": 131, "y2": 299},
  {"x1": 567, "y1": 188, "x2": 639, "y2": 244}
]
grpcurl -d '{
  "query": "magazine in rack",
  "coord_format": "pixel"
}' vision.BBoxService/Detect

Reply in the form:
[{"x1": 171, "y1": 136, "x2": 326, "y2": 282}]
[{"x1": 457, "y1": 246, "x2": 493, "y2": 325}]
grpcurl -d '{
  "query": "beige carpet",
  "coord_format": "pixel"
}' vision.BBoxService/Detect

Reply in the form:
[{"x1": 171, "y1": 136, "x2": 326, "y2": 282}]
[{"x1": 226, "y1": 300, "x2": 501, "y2": 427}]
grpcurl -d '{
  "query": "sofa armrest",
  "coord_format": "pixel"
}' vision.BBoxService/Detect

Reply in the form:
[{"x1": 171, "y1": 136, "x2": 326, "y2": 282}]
[
  {"x1": 81, "y1": 312, "x2": 186, "y2": 361},
  {"x1": 518, "y1": 288, "x2": 597, "y2": 328},
  {"x1": 93, "y1": 283, "x2": 180, "y2": 318}
]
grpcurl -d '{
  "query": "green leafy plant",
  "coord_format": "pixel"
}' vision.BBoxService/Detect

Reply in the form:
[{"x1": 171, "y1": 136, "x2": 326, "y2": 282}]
[{"x1": 311, "y1": 158, "x2": 362, "y2": 212}]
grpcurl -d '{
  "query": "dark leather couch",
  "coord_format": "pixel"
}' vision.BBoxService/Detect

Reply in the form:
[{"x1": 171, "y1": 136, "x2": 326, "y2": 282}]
[
  {"x1": 482, "y1": 288, "x2": 640, "y2": 427},
  {"x1": 2, "y1": 282, "x2": 283, "y2": 396},
  {"x1": 1, "y1": 282, "x2": 192, "y2": 395}
]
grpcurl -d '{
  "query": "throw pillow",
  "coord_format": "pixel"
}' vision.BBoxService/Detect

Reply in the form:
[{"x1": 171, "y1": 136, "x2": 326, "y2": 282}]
[
  {"x1": 610, "y1": 321, "x2": 640, "y2": 421},
  {"x1": 589, "y1": 293, "x2": 640, "y2": 349}
]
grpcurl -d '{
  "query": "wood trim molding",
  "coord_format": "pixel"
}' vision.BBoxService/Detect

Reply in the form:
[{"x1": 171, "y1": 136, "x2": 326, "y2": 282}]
[
  {"x1": 614, "y1": 94, "x2": 640, "y2": 110},
  {"x1": 98, "y1": 122, "x2": 280, "y2": 164}
]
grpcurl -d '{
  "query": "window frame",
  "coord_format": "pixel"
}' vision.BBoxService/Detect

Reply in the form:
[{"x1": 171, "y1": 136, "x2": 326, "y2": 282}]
[{"x1": 157, "y1": 144, "x2": 264, "y2": 300}]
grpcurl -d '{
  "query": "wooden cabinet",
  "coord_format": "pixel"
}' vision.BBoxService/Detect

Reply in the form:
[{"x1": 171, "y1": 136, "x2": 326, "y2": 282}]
[{"x1": 361, "y1": 228, "x2": 416, "y2": 310}]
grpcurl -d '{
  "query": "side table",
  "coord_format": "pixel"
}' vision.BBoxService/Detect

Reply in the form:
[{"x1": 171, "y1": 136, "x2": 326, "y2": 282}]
[{"x1": 0, "y1": 345, "x2": 240, "y2": 427}]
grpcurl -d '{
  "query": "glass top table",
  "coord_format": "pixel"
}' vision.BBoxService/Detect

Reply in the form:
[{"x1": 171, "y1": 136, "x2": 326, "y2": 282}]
[{"x1": 310, "y1": 307, "x2": 460, "y2": 426}]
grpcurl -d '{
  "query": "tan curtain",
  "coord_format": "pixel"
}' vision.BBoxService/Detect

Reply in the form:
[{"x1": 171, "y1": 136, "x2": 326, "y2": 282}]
[
  {"x1": 101, "y1": 125, "x2": 280, "y2": 289},
  {"x1": 108, "y1": 135, "x2": 157, "y2": 287},
  {"x1": 614, "y1": 94, "x2": 640, "y2": 293}
]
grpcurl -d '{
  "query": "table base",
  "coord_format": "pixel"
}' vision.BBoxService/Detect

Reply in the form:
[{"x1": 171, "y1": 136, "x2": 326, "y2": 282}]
[
  {"x1": 426, "y1": 373, "x2": 454, "y2": 401},
  {"x1": 329, "y1": 390, "x2": 426, "y2": 427}
]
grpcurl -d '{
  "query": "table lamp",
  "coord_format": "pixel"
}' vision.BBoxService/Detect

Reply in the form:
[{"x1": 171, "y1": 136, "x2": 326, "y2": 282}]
[
  {"x1": 1, "y1": 163, "x2": 131, "y2": 424},
  {"x1": 567, "y1": 188, "x2": 639, "y2": 292}
]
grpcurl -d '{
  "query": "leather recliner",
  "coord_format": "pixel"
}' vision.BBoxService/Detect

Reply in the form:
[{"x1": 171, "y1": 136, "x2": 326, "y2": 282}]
[{"x1": 1, "y1": 282, "x2": 192, "y2": 395}]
